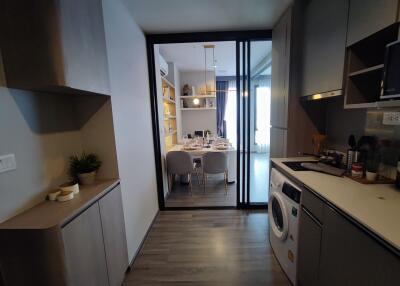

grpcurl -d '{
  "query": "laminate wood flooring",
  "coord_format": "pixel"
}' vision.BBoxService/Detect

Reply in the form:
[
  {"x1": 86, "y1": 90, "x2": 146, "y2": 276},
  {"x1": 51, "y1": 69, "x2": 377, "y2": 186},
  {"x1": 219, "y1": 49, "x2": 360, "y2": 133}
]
[
  {"x1": 165, "y1": 175, "x2": 236, "y2": 208},
  {"x1": 123, "y1": 210, "x2": 291, "y2": 286}
]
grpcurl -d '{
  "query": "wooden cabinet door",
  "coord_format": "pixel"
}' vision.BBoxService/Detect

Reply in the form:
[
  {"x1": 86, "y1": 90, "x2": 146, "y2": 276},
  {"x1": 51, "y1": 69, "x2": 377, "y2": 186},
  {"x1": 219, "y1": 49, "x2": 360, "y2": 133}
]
[
  {"x1": 62, "y1": 203, "x2": 109, "y2": 286},
  {"x1": 301, "y1": 0, "x2": 348, "y2": 96},
  {"x1": 297, "y1": 207, "x2": 322, "y2": 286},
  {"x1": 99, "y1": 185, "x2": 129, "y2": 286},
  {"x1": 319, "y1": 206, "x2": 400, "y2": 286},
  {"x1": 271, "y1": 8, "x2": 291, "y2": 128},
  {"x1": 270, "y1": 127, "x2": 287, "y2": 158},
  {"x1": 58, "y1": 0, "x2": 110, "y2": 94},
  {"x1": 347, "y1": 0, "x2": 399, "y2": 46}
]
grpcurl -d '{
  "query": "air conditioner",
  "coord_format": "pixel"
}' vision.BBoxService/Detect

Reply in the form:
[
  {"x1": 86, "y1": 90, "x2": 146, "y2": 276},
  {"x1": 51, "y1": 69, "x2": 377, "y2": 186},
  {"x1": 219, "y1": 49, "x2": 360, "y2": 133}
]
[{"x1": 159, "y1": 54, "x2": 168, "y2": 77}]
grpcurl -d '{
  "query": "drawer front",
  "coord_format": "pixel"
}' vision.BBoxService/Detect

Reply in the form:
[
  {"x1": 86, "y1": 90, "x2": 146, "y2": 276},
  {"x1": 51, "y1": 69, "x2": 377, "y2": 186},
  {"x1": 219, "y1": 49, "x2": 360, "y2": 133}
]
[{"x1": 301, "y1": 186, "x2": 324, "y2": 223}]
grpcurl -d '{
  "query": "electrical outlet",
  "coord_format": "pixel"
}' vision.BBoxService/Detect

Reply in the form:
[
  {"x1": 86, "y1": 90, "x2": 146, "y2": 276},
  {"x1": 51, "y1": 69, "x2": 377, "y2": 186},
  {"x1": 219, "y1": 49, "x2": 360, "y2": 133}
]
[
  {"x1": 0, "y1": 154, "x2": 17, "y2": 173},
  {"x1": 382, "y1": 112, "x2": 400, "y2": 125}
]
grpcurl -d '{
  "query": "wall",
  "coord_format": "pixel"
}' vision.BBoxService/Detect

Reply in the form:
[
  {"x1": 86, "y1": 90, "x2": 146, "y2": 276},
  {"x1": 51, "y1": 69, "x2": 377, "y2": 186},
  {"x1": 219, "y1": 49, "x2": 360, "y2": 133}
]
[
  {"x1": 102, "y1": 0, "x2": 159, "y2": 262},
  {"x1": 180, "y1": 71, "x2": 217, "y2": 136}
]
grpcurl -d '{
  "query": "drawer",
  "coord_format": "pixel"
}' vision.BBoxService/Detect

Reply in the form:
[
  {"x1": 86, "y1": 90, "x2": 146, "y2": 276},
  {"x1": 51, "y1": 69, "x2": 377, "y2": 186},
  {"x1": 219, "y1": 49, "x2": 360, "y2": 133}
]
[{"x1": 301, "y1": 186, "x2": 324, "y2": 223}]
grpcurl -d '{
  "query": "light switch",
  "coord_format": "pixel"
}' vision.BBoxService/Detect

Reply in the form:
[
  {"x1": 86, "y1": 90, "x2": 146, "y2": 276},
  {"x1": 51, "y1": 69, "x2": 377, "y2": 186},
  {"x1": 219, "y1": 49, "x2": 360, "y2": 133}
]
[{"x1": 0, "y1": 154, "x2": 17, "y2": 173}]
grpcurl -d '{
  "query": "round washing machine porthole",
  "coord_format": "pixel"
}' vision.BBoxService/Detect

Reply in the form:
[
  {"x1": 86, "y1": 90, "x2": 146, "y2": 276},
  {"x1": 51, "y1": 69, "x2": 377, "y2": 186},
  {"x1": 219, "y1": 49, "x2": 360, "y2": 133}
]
[{"x1": 269, "y1": 191, "x2": 289, "y2": 241}]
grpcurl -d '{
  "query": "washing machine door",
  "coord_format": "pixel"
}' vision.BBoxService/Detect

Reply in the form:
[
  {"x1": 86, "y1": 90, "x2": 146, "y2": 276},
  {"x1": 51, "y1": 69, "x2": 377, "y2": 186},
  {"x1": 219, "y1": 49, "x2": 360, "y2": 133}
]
[{"x1": 269, "y1": 191, "x2": 289, "y2": 241}]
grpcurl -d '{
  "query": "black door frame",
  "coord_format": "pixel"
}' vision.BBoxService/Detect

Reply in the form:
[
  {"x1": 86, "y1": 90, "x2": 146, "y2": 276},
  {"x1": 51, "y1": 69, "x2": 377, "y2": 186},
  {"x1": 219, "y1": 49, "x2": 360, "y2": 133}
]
[{"x1": 146, "y1": 30, "x2": 272, "y2": 210}]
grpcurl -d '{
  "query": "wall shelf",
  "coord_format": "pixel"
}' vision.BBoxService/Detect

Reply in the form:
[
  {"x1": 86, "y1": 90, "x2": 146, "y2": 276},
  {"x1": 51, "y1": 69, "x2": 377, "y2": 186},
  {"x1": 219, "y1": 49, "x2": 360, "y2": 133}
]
[
  {"x1": 181, "y1": 107, "x2": 216, "y2": 111},
  {"x1": 348, "y1": 64, "x2": 384, "y2": 77},
  {"x1": 181, "y1": 95, "x2": 216, "y2": 99},
  {"x1": 161, "y1": 76, "x2": 174, "y2": 89},
  {"x1": 164, "y1": 130, "x2": 177, "y2": 137},
  {"x1": 163, "y1": 97, "x2": 175, "y2": 104}
]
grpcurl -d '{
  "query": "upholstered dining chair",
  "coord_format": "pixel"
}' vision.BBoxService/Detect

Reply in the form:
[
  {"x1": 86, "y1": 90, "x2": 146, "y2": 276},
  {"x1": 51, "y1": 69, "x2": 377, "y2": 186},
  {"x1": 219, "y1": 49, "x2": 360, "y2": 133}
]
[
  {"x1": 202, "y1": 152, "x2": 228, "y2": 194},
  {"x1": 166, "y1": 151, "x2": 194, "y2": 195}
]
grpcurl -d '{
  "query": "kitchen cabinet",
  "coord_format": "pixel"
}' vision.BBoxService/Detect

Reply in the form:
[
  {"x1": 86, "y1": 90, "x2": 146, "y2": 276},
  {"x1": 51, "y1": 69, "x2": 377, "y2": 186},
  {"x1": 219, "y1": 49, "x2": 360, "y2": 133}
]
[
  {"x1": 297, "y1": 208, "x2": 322, "y2": 286},
  {"x1": 1, "y1": 0, "x2": 110, "y2": 95},
  {"x1": 62, "y1": 203, "x2": 109, "y2": 286},
  {"x1": 0, "y1": 180, "x2": 127, "y2": 286},
  {"x1": 300, "y1": 0, "x2": 348, "y2": 97},
  {"x1": 297, "y1": 187, "x2": 400, "y2": 286},
  {"x1": 99, "y1": 185, "x2": 129, "y2": 286},
  {"x1": 271, "y1": 8, "x2": 291, "y2": 128},
  {"x1": 270, "y1": 127, "x2": 287, "y2": 158},
  {"x1": 319, "y1": 206, "x2": 400, "y2": 286},
  {"x1": 347, "y1": 0, "x2": 399, "y2": 46}
]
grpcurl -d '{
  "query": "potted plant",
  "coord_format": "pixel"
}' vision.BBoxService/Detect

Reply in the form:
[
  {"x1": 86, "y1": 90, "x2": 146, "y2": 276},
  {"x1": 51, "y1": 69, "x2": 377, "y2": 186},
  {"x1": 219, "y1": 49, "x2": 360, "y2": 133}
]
[{"x1": 69, "y1": 152, "x2": 102, "y2": 185}]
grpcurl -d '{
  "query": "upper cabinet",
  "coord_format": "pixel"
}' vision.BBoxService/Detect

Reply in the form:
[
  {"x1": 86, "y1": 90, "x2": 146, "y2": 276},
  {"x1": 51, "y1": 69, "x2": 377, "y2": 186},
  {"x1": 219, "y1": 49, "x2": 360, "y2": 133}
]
[
  {"x1": 300, "y1": 0, "x2": 349, "y2": 98},
  {"x1": 271, "y1": 8, "x2": 292, "y2": 128},
  {"x1": 1, "y1": 0, "x2": 110, "y2": 95},
  {"x1": 347, "y1": 0, "x2": 399, "y2": 46}
]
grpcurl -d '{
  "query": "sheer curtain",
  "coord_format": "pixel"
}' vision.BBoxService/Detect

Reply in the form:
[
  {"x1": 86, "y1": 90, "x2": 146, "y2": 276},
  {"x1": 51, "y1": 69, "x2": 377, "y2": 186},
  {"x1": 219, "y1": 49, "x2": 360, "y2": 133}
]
[
  {"x1": 255, "y1": 86, "x2": 271, "y2": 153},
  {"x1": 224, "y1": 80, "x2": 237, "y2": 148}
]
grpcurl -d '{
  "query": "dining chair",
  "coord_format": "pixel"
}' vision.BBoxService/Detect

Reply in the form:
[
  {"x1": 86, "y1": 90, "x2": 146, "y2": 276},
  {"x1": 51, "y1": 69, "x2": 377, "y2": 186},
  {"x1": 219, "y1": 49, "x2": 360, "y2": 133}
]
[
  {"x1": 166, "y1": 151, "x2": 194, "y2": 195},
  {"x1": 202, "y1": 152, "x2": 228, "y2": 195}
]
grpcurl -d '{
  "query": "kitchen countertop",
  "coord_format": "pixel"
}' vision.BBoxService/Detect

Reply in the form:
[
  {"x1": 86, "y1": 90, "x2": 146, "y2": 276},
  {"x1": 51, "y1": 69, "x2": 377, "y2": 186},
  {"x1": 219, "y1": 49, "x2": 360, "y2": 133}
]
[
  {"x1": 0, "y1": 179, "x2": 120, "y2": 230},
  {"x1": 271, "y1": 157, "x2": 400, "y2": 252}
]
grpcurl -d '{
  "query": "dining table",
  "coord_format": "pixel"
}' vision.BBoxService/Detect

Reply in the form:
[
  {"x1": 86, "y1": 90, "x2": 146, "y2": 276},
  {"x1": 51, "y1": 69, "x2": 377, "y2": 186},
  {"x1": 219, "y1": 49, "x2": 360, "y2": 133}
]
[{"x1": 169, "y1": 144, "x2": 237, "y2": 183}]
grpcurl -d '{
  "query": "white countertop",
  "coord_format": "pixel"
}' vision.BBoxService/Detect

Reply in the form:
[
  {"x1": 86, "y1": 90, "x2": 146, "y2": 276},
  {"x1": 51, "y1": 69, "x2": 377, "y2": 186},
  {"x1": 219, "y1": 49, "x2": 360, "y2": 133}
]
[{"x1": 271, "y1": 157, "x2": 400, "y2": 251}]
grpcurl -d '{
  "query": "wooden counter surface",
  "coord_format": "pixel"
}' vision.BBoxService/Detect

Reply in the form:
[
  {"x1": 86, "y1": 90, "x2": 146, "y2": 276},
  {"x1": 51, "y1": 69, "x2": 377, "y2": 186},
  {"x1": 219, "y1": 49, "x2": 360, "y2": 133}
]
[{"x1": 0, "y1": 179, "x2": 120, "y2": 230}]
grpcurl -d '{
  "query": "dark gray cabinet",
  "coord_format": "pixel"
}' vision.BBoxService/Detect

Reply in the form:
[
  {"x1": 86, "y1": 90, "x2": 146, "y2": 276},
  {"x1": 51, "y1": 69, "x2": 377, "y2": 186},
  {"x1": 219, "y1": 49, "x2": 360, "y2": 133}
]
[
  {"x1": 1, "y1": 0, "x2": 110, "y2": 95},
  {"x1": 347, "y1": 0, "x2": 399, "y2": 46},
  {"x1": 298, "y1": 187, "x2": 400, "y2": 286},
  {"x1": 99, "y1": 185, "x2": 129, "y2": 286},
  {"x1": 319, "y1": 206, "x2": 400, "y2": 286},
  {"x1": 271, "y1": 8, "x2": 291, "y2": 128},
  {"x1": 301, "y1": 0, "x2": 349, "y2": 97},
  {"x1": 62, "y1": 203, "x2": 109, "y2": 286},
  {"x1": 297, "y1": 208, "x2": 322, "y2": 286}
]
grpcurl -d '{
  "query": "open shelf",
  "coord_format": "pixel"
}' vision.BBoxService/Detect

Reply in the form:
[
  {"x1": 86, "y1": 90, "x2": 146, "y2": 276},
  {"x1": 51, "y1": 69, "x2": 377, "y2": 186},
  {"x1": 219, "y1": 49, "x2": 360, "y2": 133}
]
[
  {"x1": 181, "y1": 107, "x2": 216, "y2": 111},
  {"x1": 348, "y1": 64, "x2": 384, "y2": 77},
  {"x1": 181, "y1": 95, "x2": 216, "y2": 99},
  {"x1": 164, "y1": 115, "x2": 176, "y2": 120},
  {"x1": 344, "y1": 23, "x2": 399, "y2": 109},
  {"x1": 163, "y1": 97, "x2": 175, "y2": 104},
  {"x1": 161, "y1": 76, "x2": 174, "y2": 89},
  {"x1": 165, "y1": 130, "x2": 177, "y2": 137}
]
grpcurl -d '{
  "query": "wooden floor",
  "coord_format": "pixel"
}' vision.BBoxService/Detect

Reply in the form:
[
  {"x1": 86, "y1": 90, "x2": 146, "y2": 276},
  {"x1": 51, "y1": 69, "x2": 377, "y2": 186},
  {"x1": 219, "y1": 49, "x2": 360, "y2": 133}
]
[
  {"x1": 124, "y1": 210, "x2": 291, "y2": 286},
  {"x1": 165, "y1": 175, "x2": 237, "y2": 208}
]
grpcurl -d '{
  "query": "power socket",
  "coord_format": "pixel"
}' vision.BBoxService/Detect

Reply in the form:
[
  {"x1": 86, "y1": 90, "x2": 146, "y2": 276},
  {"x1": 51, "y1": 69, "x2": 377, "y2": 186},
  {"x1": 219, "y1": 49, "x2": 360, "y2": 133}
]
[
  {"x1": 382, "y1": 112, "x2": 400, "y2": 125},
  {"x1": 0, "y1": 154, "x2": 17, "y2": 174}
]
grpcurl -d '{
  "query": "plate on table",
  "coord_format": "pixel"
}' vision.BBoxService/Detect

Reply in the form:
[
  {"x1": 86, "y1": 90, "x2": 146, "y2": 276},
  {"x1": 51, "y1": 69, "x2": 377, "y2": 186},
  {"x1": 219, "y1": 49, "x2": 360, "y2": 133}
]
[
  {"x1": 215, "y1": 146, "x2": 228, "y2": 150},
  {"x1": 183, "y1": 146, "x2": 198, "y2": 151}
]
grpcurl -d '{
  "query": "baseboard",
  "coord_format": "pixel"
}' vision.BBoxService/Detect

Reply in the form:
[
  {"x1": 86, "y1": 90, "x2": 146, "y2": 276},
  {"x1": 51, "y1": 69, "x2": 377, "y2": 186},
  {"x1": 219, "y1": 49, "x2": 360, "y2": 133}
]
[{"x1": 127, "y1": 210, "x2": 160, "y2": 271}]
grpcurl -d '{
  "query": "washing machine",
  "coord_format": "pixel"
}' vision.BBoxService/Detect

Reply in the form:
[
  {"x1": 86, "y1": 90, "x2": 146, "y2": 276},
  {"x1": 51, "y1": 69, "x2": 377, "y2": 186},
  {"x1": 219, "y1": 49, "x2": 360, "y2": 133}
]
[{"x1": 269, "y1": 168, "x2": 302, "y2": 285}]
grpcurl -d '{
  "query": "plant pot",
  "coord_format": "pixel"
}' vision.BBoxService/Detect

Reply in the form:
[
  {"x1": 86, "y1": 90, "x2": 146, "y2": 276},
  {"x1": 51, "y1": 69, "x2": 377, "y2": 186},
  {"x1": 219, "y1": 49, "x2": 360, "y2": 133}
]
[
  {"x1": 366, "y1": 171, "x2": 377, "y2": 182},
  {"x1": 78, "y1": 171, "x2": 96, "y2": 185}
]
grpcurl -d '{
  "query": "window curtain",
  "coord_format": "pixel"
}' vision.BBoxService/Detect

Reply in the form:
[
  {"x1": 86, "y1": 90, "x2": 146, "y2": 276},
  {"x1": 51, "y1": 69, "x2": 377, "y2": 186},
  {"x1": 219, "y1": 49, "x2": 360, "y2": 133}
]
[{"x1": 216, "y1": 81, "x2": 229, "y2": 137}]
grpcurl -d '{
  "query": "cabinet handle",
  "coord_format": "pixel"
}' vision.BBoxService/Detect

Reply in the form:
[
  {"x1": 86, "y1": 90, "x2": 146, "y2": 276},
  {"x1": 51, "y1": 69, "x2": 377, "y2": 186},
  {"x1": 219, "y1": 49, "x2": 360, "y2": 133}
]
[{"x1": 302, "y1": 207, "x2": 322, "y2": 227}]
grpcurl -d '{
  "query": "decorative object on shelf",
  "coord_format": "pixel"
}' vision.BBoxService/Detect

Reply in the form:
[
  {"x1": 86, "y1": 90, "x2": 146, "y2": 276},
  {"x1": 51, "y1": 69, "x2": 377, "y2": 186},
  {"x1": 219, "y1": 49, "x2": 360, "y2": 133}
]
[
  {"x1": 48, "y1": 190, "x2": 61, "y2": 201},
  {"x1": 56, "y1": 190, "x2": 75, "y2": 202},
  {"x1": 60, "y1": 182, "x2": 80, "y2": 194},
  {"x1": 69, "y1": 152, "x2": 102, "y2": 185},
  {"x1": 182, "y1": 84, "x2": 192, "y2": 96}
]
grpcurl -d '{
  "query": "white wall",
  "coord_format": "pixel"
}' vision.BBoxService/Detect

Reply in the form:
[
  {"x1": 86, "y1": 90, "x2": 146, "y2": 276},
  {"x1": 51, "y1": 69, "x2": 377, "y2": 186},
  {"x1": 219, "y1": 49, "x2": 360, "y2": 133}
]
[
  {"x1": 102, "y1": 0, "x2": 159, "y2": 262},
  {"x1": 180, "y1": 71, "x2": 217, "y2": 136}
]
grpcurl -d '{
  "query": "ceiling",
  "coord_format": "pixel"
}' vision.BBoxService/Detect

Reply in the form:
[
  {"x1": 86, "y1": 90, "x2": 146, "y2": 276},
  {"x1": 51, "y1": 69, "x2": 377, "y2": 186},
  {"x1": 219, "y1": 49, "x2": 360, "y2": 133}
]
[
  {"x1": 159, "y1": 41, "x2": 271, "y2": 76},
  {"x1": 124, "y1": 0, "x2": 292, "y2": 33}
]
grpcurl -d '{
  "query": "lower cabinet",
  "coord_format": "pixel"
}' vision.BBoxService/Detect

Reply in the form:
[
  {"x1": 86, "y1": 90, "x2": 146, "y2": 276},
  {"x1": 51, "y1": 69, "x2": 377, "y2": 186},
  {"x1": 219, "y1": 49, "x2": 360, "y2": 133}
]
[
  {"x1": 298, "y1": 188, "x2": 400, "y2": 286},
  {"x1": 62, "y1": 184, "x2": 129, "y2": 286},
  {"x1": 297, "y1": 208, "x2": 321, "y2": 286},
  {"x1": 99, "y1": 185, "x2": 129, "y2": 286},
  {"x1": 62, "y1": 203, "x2": 109, "y2": 286},
  {"x1": 319, "y1": 206, "x2": 400, "y2": 286}
]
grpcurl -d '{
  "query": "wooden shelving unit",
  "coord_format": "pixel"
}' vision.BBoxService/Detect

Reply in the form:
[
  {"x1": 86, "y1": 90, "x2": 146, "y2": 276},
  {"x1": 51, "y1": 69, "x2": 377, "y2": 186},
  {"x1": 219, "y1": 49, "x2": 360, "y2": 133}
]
[
  {"x1": 180, "y1": 93, "x2": 217, "y2": 110},
  {"x1": 162, "y1": 77, "x2": 177, "y2": 151},
  {"x1": 181, "y1": 107, "x2": 217, "y2": 111},
  {"x1": 344, "y1": 23, "x2": 399, "y2": 108}
]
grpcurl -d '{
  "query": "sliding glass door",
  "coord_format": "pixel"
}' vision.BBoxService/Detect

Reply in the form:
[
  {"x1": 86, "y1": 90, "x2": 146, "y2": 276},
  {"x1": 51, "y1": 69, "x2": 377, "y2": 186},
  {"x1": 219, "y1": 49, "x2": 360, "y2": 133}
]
[{"x1": 237, "y1": 40, "x2": 272, "y2": 206}]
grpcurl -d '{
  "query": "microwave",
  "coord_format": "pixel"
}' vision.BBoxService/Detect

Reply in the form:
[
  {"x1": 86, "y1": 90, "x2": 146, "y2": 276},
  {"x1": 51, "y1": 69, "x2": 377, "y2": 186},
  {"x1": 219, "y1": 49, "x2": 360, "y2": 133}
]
[{"x1": 381, "y1": 40, "x2": 400, "y2": 99}]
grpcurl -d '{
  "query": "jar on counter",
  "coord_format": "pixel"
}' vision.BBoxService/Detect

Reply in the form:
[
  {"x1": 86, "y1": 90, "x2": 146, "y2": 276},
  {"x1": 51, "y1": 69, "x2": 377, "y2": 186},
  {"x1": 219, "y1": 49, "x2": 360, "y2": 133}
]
[{"x1": 351, "y1": 163, "x2": 363, "y2": 178}]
